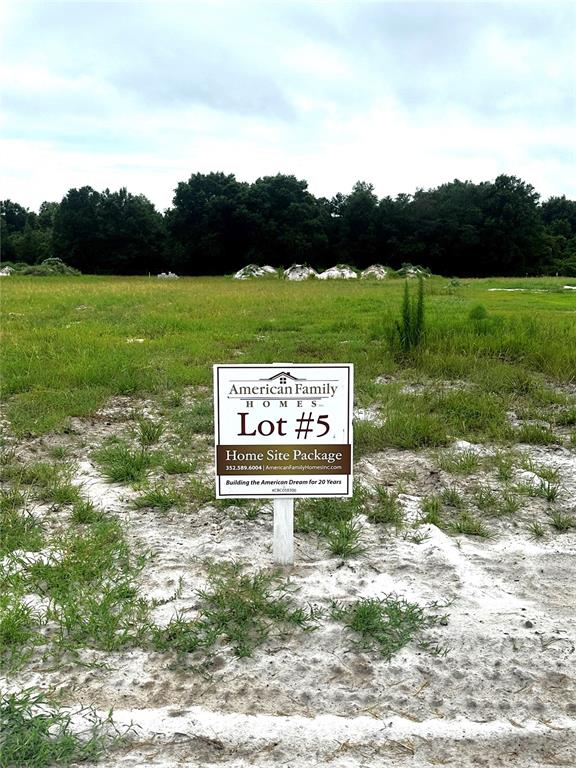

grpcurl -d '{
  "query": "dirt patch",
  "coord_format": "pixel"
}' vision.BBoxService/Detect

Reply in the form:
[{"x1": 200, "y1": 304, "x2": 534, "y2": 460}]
[{"x1": 2, "y1": 398, "x2": 575, "y2": 767}]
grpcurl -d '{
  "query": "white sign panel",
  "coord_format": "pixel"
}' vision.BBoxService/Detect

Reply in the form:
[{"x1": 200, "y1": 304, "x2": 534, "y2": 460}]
[{"x1": 214, "y1": 364, "x2": 353, "y2": 498}]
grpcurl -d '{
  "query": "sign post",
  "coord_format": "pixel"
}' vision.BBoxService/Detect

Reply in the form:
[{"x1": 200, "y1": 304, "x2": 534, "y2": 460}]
[
  {"x1": 273, "y1": 497, "x2": 294, "y2": 566},
  {"x1": 214, "y1": 364, "x2": 354, "y2": 565}
]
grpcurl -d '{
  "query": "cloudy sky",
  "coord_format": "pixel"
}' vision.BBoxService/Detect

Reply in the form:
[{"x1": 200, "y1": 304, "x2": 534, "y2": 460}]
[{"x1": 1, "y1": 0, "x2": 574, "y2": 212}]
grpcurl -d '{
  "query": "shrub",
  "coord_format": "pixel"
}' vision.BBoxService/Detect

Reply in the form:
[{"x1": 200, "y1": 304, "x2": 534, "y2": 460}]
[
  {"x1": 16, "y1": 258, "x2": 80, "y2": 276},
  {"x1": 393, "y1": 277, "x2": 425, "y2": 354}
]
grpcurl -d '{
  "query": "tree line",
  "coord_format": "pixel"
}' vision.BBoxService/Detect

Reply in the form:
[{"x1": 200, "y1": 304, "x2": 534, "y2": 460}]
[{"x1": 2, "y1": 173, "x2": 575, "y2": 276}]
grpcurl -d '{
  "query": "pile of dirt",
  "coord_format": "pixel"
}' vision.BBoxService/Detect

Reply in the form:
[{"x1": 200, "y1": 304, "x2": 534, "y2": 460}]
[
  {"x1": 317, "y1": 265, "x2": 358, "y2": 280},
  {"x1": 284, "y1": 264, "x2": 318, "y2": 281},
  {"x1": 361, "y1": 264, "x2": 391, "y2": 279},
  {"x1": 233, "y1": 265, "x2": 278, "y2": 279}
]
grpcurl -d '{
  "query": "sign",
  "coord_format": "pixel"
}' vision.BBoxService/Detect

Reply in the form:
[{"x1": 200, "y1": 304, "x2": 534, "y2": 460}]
[{"x1": 214, "y1": 364, "x2": 353, "y2": 498}]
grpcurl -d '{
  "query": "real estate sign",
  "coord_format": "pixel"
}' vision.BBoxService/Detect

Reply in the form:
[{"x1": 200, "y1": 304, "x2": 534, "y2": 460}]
[{"x1": 214, "y1": 364, "x2": 353, "y2": 498}]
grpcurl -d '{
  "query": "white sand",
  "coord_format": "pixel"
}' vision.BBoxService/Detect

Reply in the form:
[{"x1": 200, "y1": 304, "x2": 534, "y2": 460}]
[{"x1": 2, "y1": 403, "x2": 575, "y2": 767}]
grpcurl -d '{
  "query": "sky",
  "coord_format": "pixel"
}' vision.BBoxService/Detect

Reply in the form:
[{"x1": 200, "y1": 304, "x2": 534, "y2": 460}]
[{"x1": 1, "y1": 0, "x2": 575, "y2": 212}]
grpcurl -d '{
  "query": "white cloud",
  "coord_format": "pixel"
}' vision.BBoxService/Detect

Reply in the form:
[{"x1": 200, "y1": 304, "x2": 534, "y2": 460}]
[{"x1": 1, "y1": 0, "x2": 574, "y2": 210}]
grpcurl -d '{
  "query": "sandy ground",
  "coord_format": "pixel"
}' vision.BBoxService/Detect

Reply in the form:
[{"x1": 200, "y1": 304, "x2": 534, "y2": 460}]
[{"x1": 2, "y1": 399, "x2": 576, "y2": 767}]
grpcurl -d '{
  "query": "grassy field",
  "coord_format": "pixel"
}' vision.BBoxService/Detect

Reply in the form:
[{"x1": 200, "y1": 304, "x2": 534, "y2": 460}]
[
  {"x1": 2, "y1": 274, "x2": 576, "y2": 438},
  {"x1": 1, "y1": 274, "x2": 576, "y2": 767}
]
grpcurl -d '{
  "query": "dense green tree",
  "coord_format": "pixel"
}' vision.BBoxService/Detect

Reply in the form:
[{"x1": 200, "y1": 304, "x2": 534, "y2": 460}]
[
  {"x1": 541, "y1": 196, "x2": 576, "y2": 234},
  {"x1": 330, "y1": 181, "x2": 379, "y2": 267},
  {"x1": 2, "y1": 176, "x2": 575, "y2": 276},
  {"x1": 8, "y1": 225, "x2": 52, "y2": 264},
  {"x1": 478, "y1": 175, "x2": 545, "y2": 275},
  {"x1": 244, "y1": 174, "x2": 329, "y2": 267},
  {"x1": 37, "y1": 201, "x2": 60, "y2": 230},
  {"x1": 53, "y1": 187, "x2": 166, "y2": 273},
  {"x1": 1, "y1": 200, "x2": 42, "y2": 263},
  {"x1": 167, "y1": 172, "x2": 252, "y2": 274},
  {"x1": 1, "y1": 200, "x2": 29, "y2": 234},
  {"x1": 540, "y1": 196, "x2": 576, "y2": 276}
]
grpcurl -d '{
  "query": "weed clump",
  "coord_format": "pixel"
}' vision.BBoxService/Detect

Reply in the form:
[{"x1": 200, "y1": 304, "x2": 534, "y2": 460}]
[
  {"x1": 71, "y1": 500, "x2": 105, "y2": 524},
  {"x1": 419, "y1": 495, "x2": 444, "y2": 527},
  {"x1": 548, "y1": 511, "x2": 575, "y2": 532},
  {"x1": 450, "y1": 512, "x2": 491, "y2": 538},
  {"x1": 437, "y1": 449, "x2": 481, "y2": 475},
  {"x1": 367, "y1": 488, "x2": 404, "y2": 527},
  {"x1": 0, "y1": 508, "x2": 44, "y2": 556},
  {"x1": 93, "y1": 441, "x2": 156, "y2": 484},
  {"x1": 136, "y1": 418, "x2": 164, "y2": 447},
  {"x1": 516, "y1": 424, "x2": 558, "y2": 445},
  {"x1": 133, "y1": 486, "x2": 183, "y2": 512},
  {"x1": 153, "y1": 563, "x2": 317, "y2": 658},
  {"x1": 331, "y1": 596, "x2": 446, "y2": 660},
  {"x1": 0, "y1": 597, "x2": 42, "y2": 670},
  {"x1": 0, "y1": 689, "x2": 119, "y2": 768},
  {"x1": 162, "y1": 455, "x2": 196, "y2": 475},
  {"x1": 326, "y1": 520, "x2": 365, "y2": 558}
]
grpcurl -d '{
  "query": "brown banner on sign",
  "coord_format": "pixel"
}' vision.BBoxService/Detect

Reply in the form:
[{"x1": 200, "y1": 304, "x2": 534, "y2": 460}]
[{"x1": 217, "y1": 444, "x2": 351, "y2": 475}]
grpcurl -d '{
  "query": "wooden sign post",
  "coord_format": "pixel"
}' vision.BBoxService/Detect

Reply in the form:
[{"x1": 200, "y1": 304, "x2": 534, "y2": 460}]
[
  {"x1": 273, "y1": 498, "x2": 294, "y2": 566},
  {"x1": 214, "y1": 364, "x2": 354, "y2": 566}
]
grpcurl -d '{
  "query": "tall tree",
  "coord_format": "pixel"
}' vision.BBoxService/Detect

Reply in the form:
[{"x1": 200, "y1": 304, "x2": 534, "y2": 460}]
[
  {"x1": 330, "y1": 181, "x2": 379, "y2": 268},
  {"x1": 244, "y1": 174, "x2": 329, "y2": 267},
  {"x1": 53, "y1": 187, "x2": 166, "y2": 274},
  {"x1": 1, "y1": 200, "x2": 29, "y2": 235},
  {"x1": 479, "y1": 175, "x2": 544, "y2": 275},
  {"x1": 167, "y1": 172, "x2": 252, "y2": 274},
  {"x1": 540, "y1": 196, "x2": 576, "y2": 276}
]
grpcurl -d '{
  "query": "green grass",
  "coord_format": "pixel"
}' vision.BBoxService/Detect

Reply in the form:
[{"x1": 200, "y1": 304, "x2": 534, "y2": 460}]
[
  {"x1": 535, "y1": 479, "x2": 561, "y2": 503},
  {"x1": 515, "y1": 424, "x2": 559, "y2": 445},
  {"x1": 295, "y1": 489, "x2": 366, "y2": 534},
  {"x1": 162, "y1": 455, "x2": 197, "y2": 474},
  {"x1": 419, "y1": 495, "x2": 444, "y2": 527},
  {"x1": 440, "y1": 487, "x2": 466, "y2": 510},
  {"x1": 472, "y1": 487, "x2": 499, "y2": 514},
  {"x1": 295, "y1": 491, "x2": 367, "y2": 558},
  {"x1": 326, "y1": 519, "x2": 365, "y2": 558},
  {"x1": 494, "y1": 491, "x2": 522, "y2": 516},
  {"x1": 71, "y1": 499, "x2": 105, "y2": 524},
  {"x1": 92, "y1": 441, "x2": 157, "y2": 484},
  {"x1": 450, "y1": 512, "x2": 492, "y2": 538},
  {"x1": 36, "y1": 481, "x2": 81, "y2": 508},
  {"x1": 10, "y1": 518, "x2": 153, "y2": 654},
  {"x1": 0, "y1": 508, "x2": 44, "y2": 556},
  {"x1": 186, "y1": 478, "x2": 215, "y2": 508},
  {"x1": 521, "y1": 459, "x2": 561, "y2": 483},
  {"x1": 0, "y1": 689, "x2": 120, "y2": 768},
  {"x1": 367, "y1": 487, "x2": 404, "y2": 527},
  {"x1": 215, "y1": 497, "x2": 262, "y2": 520},
  {"x1": 171, "y1": 398, "x2": 214, "y2": 438},
  {"x1": 133, "y1": 486, "x2": 183, "y2": 512},
  {"x1": 331, "y1": 596, "x2": 446, "y2": 660},
  {"x1": 2, "y1": 460, "x2": 63, "y2": 489},
  {"x1": 355, "y1": 411, "x2": 449, "y2": 454},
  {"x1": 487, "y1": 450, "x2": 518, "y2": 482},
  {"x1": 553, "y1": 407, "x2": 576, "y2": 426},
  {"x1": 436, "y1": 449, "x2": 481, "y2": 475},
  {"x1": 0, "y1": 596, "x2": 42, "y2": 670},
  {"x1": 2, "y1": 276, "x2": 575, "y2": 438},
  {"x1": 548, "y1": 511, "x2": 575, "y2": 532},
  {"x1": 0, "y1": 487, "x2": 26, "y2": 514},
  {"x1": 153, "y1": 562, "x2": 318, "y2": 658},
  {"x1": 136, "y1": 417, "x2": 164, "y2": 446},
  {"x1": 2, "y1": 459, "x2": 83, "y2": 508},
  {"x1": 528, "y1": 521, "x2": 546, "y2": 539}
]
